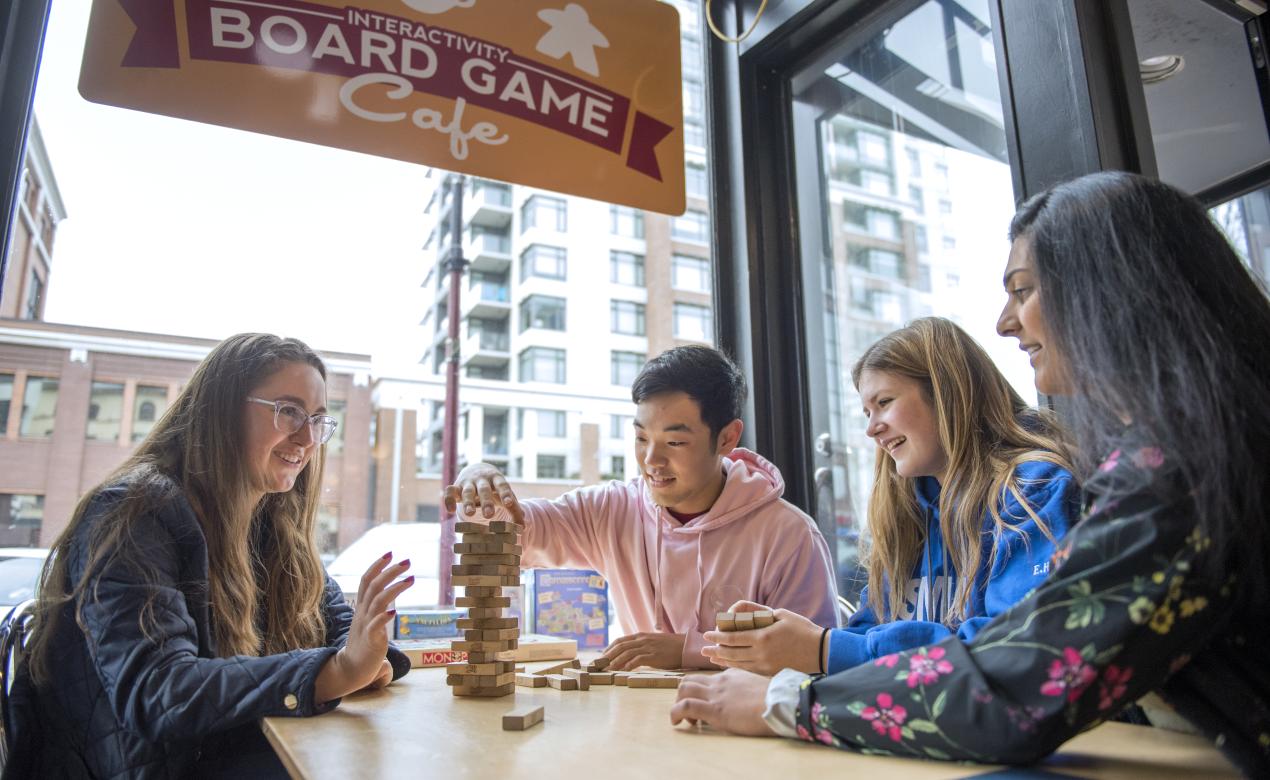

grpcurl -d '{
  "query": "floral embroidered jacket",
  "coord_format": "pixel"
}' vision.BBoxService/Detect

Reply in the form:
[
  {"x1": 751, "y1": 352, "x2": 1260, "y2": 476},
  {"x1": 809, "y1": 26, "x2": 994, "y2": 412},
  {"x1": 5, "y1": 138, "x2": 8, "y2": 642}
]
[{"x1": 795, "y1": 442, "x2": 1270, "y2": 776}]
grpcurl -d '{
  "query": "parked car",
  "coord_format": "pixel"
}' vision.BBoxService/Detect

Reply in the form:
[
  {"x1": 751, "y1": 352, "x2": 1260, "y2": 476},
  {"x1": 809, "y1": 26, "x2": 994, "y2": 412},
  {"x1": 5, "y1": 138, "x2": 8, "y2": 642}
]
[
  {"x1": 0, "y1": 547, "x2": 50, "y2": 615},
  {"x1": 326, "y1": 523, "x2": 446, "y2": 609}
]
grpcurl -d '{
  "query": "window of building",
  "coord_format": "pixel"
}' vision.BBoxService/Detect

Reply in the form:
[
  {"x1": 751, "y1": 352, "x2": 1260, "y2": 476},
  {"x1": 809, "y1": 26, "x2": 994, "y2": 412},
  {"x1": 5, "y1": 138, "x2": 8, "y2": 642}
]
[
  {"x1": 323, "y1": 398, "x2": 346, "y2": 454},
  {"x1": 610, "y1": 205, "x2": 644, "y2": 238},
  {"x1": 469, "y1": 270, "x2": 509, "y2": 303},
  {"x1": 520, "y1": 244, "x2": 567, "y2": 281},
  {"x1": 843, "y1": 203, "x2": 900, "y2": 240},
  {"x1": 672, "y1": 254, "x2": 711, "y2": 292},
  {"x1": 942, "y1": 235, "x2": 957, "y2": 251},
  {"x1": 131, "y1": 384, "x2": 169, "y2": 443},
  {"x1": 905, "y1": 147, "x2": 920, "y2": 174},
  {"x1": 538, "y1": 409, "x2": 566, "y2": 437},
  {"x1": 519, "y1": 347, "x2": 566, "y2": 384},
  {"x1": 519, "y1": 294, "x2": 566, "y2": 332},
  {"x1": 909, "y1": 184, "x2": 924, "y2": 213},
  {"x1": 673, "y1": 303, "x2": 713, "y2": 341},
  {"x1": 24, "y1": 272, "x2": 43, "y2": 320},
  {"x1": 609, "y1": 414, "x2": 632, "y2": 439},
  {"x1": 683, "y1": 79, "x2": 704, "y2": 120},
  {"x1": 611, "y1": 351, "x2": 644, "y2": 386},
  {"x1": 467, "y1": 364, "x2": 509, "y2": 381},
  {"x1": 610, "y1": 251, "x2": 645, "y2": 286},
  {"x1": 915, "y1": 224, "x2": 928, "y2": 253},
  {"x1": 537, "y1": 454, "x2": 567, "y2": 480},
  {"x1": 672, "y1": 210, "x2": 709, "y2": 243},
  {"x1": 0, "y1": 494, "x2": 43, "y2": 547},
  {"x1": 520, "y1": 195, "x2": 567, "y2": 232},
  {"x1": 610, "y1": 300, "x2": 646, "y2": 336},
  {"x1": 0, "y1": 373, "x2": 12, "y2": 435},
  {"x1": 685, "y1": 163, "x2": 707, "y2": 199},
  {"x1": 848, "y1": 247, "x2": 905, "y2": 279},
  {"x1": 939, "y1": 199, "x2": 953, "y2": 215},
  {"x1": 484, "y1": 409, "x2": 508, "y2": 455},
  {"x1": 85, "y1": 381, "x2": 124, "y2": 441},
  {"x1": 684, "y1": 121, "x2": 706, "y2": 150},
  {"x1": 19, "y1": 376, "x2": 58, "y2": 438},
  {"x1": 606, "y1": 455, "x2": 626, "y2": 480}
]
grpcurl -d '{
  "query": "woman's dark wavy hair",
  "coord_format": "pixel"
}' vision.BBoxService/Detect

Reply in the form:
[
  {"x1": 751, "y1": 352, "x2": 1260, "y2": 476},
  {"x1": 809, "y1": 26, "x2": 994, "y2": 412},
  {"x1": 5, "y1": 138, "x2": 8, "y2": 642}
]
[{"x1": 1009, "y1": 171, "x2": 1270, "y2": 606}]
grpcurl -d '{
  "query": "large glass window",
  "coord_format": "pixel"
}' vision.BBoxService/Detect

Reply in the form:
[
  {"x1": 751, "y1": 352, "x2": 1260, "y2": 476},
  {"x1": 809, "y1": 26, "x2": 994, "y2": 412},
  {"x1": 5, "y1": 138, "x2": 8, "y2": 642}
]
[
  {"x1": 610, "y1": 251, "x2": 645, "y2": 286},
  {"x1": 0, "y1": 374, "x2": 12, "y2": 435},
  {"x1": 520, "y1": 195, "x2": 567, "y2": 232},
  {"x1": 791, "y1": 0, "x2": 1024, "y2": 602},
  {"x1": 519, "y1": 295, "x2": 566, "y2": 332},
  {"x1": 685, "y1": 163, "x2": 707, "y2": 199},
  {"x1": 519, "y1": 347, "x2": 566, "y2": 384},
  {"x1": 520, "y1": 244, "x2": 567, "y2": 281},
  {"x1": 672, "y1": 210, "x2": 709, "y2": 243},
  {"x1": 1211, "y1": 184, "x2": 1270, "y2": 287},
  {"x1": 483, "y1": 409, "x2": 508, "y2": 456},
  {"x1": 0, "y1": 494, "x2": 43, "y2": 547},
  {"x1": 19, "y1": 376, "x2": 58, "y2": 438},
  {"x1": 672, "y1": 254, "x2": 710, "y2": 292},
  {"x1": 673, "y1": 303, "x2": 712, "y2": 341},
  {"x1": 610, "y1": 300, "x2": 646, "y2": 336},
  {"x1": 610, "y1": 205, "x2": 644, "y2": 238},
  {"x1": 537, "y1": 454, "x2": 566, "y2": 480},
  {"x1": 610, "y1": 351, "x2": 644, "y2": 387},
  {"x1": 86, "y1": 381, "x2": 124, "y2": 441},
  {"x1": 609, "y1": 414, "x2": 632, "y2": 439}
]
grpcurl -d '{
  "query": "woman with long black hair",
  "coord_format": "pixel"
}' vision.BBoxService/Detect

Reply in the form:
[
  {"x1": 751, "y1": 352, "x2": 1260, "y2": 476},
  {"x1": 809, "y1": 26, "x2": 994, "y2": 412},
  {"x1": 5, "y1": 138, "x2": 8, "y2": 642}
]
[{"x1": 670, "y1": 172, "x2": 1270, "y2": 776}]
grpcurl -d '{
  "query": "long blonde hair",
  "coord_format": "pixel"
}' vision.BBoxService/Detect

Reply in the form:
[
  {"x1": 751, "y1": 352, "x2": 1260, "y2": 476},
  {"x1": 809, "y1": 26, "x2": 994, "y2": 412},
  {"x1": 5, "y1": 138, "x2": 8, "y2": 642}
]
[
  {"x1": 851, "y1": 317, "x2": 1074, "y2": 625},
  {"x1": 29, "y1": 333, "x2": 329, "y2": 684}
]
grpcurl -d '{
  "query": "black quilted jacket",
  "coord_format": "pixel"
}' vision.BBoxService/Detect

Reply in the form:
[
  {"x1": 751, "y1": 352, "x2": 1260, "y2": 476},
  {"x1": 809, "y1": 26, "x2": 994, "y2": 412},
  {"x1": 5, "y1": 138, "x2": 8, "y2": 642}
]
[{"x1": 3, "y1": 481, "x2": 409, "y2": 779}]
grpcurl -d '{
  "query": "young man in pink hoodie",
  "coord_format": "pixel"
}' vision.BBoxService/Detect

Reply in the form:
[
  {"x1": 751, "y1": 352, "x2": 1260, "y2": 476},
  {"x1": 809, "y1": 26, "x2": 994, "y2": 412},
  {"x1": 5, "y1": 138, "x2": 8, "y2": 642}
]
[{"x1": 443, "y1": 345, "x2": 840, "y2": 670}]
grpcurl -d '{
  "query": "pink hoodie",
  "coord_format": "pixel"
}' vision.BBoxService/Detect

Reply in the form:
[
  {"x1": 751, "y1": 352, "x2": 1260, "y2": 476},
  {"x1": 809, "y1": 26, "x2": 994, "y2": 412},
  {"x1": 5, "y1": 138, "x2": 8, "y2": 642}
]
[{"x1": 514, "y1": 448, "x2": 841, "y2": 668}]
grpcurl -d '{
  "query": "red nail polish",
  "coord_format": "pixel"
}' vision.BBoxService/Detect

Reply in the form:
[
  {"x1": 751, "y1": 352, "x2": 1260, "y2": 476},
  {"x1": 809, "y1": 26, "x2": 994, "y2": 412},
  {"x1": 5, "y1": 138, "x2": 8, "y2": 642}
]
[
  {"x1": 399, "y1": 559, "x2": 411, "y2": 568},
  {"x1": 381, "y1": 551, "x2": 392, "y2": 560},
  {"x1": 406, "y1": 576, "x2": 415, "y2": 584},
  {"x1": 387, "y1": 609, "x2": 397, "y2": 616}
]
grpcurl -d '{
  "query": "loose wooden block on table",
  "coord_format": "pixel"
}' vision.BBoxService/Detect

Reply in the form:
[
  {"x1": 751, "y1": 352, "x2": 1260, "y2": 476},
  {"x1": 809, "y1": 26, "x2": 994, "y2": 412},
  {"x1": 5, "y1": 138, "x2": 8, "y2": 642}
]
[
  {"x1": 545, "y1": 674, "x2": 579, "y2": 691},
  {"x1": 612, "y1": 672, "x2": 631, "y2": 686},
  {"x1": 585, "y1": 657, "x2": 610, "y2": 672},
  {"x1": 516, "y1": 673, "x2": 548, "y2": 688},
  {"x1": 627, "y1": 674, "x2": 680, "y2": 689},
  {"x1": 450, "y1": 682, "x2": 516, "y2": 697},
  {"x1": 562, "y1": 668, "x2": 590, "y2": 690},
  {"x1": 589, "y1": 672, "x2": 614, "y2": 685},
  {"x1": 502, "y1": 705, "x2": 544, "y2": 731},
  {"x1": 532, "y1": 660, "x2": 575, "y2": 677}
]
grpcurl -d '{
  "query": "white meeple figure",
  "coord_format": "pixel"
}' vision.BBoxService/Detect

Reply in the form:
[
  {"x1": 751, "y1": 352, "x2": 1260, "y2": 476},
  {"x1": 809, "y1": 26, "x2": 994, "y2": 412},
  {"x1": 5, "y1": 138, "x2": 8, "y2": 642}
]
[
  {"x1": 535, "y1": 3, "x2": 609, "y2": 77},
  {"x1": 403, "y1": 0, "x2": 475, "y2": 14}
]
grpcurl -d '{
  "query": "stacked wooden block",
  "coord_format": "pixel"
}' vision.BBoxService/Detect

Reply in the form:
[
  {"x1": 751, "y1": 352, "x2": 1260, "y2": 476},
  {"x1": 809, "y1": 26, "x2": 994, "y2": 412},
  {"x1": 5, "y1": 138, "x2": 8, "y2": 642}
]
[
  {"x1": 446, "y1": 519, "x2": 522, "y2": 698},
  {"x1": 715, "y1": 609, "x2": 776, "y2": 631}
]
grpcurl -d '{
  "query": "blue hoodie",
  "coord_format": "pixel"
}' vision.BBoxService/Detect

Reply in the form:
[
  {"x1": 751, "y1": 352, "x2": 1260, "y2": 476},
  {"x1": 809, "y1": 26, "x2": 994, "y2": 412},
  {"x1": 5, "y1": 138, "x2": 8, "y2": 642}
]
[{"x1": 826, "y1": 460, "x2": 1079, "y2": 673}]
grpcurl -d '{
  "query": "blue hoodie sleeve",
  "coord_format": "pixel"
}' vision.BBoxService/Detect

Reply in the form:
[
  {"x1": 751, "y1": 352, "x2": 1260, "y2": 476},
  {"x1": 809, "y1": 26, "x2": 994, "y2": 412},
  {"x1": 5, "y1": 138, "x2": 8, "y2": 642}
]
[{"x1": 826, "y1": 462, "x2": 1079, "y2": 673}]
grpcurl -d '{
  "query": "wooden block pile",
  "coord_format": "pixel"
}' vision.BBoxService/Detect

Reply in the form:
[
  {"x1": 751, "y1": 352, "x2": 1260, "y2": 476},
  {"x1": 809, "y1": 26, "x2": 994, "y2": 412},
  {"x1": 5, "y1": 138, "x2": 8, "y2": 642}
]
[
  {"x1": 512, "y1": 655, "x2": 683, "y2": 690},
  {"x1": 447, "y1": 520, "x2": 522, "y2": 698},
  {"x1": 715, "y1": 610, "x2": 777, "y2": 631}
]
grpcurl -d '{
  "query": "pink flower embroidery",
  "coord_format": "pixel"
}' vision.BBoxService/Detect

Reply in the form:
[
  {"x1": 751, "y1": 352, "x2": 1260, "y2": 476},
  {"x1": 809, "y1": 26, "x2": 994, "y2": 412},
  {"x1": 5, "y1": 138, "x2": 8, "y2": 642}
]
[
  {"x1": 906, "y1": 646, "x2": 954, "y2": 688},
  {"x1": 1040, "y1": 647, "x2": 1097, "y2": 702},
  {"x1": 815, "y1": 727, "x2": 836, "y2": 745},
  {"x1": 1098, "y1": 449, "x2": 1122, "y2": 473},
  {"x1": 796, "y1": 724, "x2": 812, "y2": 742},
  {"x1": 1132, "y1": 447, "x2": 1165, "y2": 469},
  {"x1": 860, "y1": 692, "x2": 908, "y2": 742},
  {"x1": 811, "y1": 702, "x2": 826, "y2": 722},
  {"x1": 874, "y1": 653, "x2": 899, "y2": 668},
  {"x1": 1097, "y1": 665, "x2": 1133, "y2": 710}
]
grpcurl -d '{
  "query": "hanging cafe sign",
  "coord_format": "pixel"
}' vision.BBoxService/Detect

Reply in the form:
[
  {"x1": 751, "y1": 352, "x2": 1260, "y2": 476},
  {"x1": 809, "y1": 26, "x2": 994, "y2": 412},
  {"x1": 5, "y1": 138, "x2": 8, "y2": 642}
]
[{"x1": 80, "y1": 0, "x2": 685, "y2": 214}]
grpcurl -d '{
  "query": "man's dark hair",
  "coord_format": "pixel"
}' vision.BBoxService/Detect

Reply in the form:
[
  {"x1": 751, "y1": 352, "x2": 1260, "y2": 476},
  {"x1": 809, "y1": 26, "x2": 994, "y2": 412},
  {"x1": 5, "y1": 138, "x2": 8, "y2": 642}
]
[{"x1": 630, "y1": 345, "x2": 747, "y2": 441}]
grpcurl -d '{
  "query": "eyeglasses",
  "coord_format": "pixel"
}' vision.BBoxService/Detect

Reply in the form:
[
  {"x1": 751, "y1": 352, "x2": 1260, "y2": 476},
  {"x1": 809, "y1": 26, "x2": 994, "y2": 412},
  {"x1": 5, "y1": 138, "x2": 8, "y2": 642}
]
[{"x1": 247, "y1": 397, "x2": 338, "y2": 444}]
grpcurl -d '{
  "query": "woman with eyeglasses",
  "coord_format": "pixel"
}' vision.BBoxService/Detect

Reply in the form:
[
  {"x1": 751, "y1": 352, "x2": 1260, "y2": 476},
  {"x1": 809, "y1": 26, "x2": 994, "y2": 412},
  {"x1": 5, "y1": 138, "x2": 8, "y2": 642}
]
[
  {"x1": 669, "y1": 172, "x2": 1270, "y2": 776},
  {"x1": 6, "y1": 333, "x2": 412, "y2": 779}
]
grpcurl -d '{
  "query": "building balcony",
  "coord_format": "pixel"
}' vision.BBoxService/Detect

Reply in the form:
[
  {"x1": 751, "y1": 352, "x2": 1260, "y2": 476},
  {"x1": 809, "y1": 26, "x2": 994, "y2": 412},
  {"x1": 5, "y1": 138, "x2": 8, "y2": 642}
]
[
  {"x1": 464, "y1": 229, "x2": 513, "y2": 273},
  {"x1": 465, "y1": 182, "x2": 513, "y2": 230},
  {"x1": 461, "y1": 279, "x2": 511, "y2": 319},
  {"x1": 461, "y1": 329, "x2": 511, "y2": 367}
]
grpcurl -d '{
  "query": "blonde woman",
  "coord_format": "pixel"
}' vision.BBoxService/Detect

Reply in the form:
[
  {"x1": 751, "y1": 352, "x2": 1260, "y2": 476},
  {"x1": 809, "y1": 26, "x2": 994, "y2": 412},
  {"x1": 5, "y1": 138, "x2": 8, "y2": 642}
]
[
  {"x1": 702, "y1": 317, "x2": 1078, "y2": 677},
  {"x1": 8, "y1": 334, "x2": 412, "y2": 779}
]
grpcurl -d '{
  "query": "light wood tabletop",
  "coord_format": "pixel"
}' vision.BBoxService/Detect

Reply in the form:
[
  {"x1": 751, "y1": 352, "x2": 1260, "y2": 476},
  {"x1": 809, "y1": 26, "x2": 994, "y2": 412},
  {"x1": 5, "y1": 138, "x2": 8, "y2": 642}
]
[{"x1": 262, "y1": 662, "x2": 1239, "y2": 780}]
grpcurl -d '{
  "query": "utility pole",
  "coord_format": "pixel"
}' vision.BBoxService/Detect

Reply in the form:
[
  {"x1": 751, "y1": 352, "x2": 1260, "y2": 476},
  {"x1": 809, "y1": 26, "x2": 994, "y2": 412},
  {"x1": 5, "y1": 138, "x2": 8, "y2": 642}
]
[{"x1": 438, "y1": 173, "x2": 468, "y2": 607}]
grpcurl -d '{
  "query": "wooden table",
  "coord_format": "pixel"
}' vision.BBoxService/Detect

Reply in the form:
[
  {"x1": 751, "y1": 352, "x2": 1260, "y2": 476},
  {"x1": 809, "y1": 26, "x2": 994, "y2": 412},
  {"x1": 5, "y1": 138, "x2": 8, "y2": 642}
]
[{"x1": 262, "y1": 663, "x2": 1239, "y2": 780}]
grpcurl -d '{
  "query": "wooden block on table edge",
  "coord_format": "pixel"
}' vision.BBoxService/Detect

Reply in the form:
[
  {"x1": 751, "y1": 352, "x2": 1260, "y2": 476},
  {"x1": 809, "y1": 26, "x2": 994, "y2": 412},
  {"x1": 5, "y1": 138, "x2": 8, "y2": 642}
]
[
  {"x1": 627, "y1": 674, "x2": 681, "y2": 689},
  {"x1": 612, "y1": 672, "x2": 631, "y2": 686},
  {"x1": 446, "y1": 672, "x2": 516, "y2": 687},
  {"x1": 545, "y1": 674, "x2": 578, "y2": 690},
  {"x1": 516, "y1": 673, "x2": 548, "y2": 687},
  {"x1": 451, "y1": 682, "x2": 516, "y2": 697},
  {"x1": 716, "y1": 612, "x2": 737, "y2": 631},
  {"x1": 502, "y1": 705, "x2": 544, "y2": 731},
  {"x1": 457, "y1": 617, "x2": 520, "y2": 630}
]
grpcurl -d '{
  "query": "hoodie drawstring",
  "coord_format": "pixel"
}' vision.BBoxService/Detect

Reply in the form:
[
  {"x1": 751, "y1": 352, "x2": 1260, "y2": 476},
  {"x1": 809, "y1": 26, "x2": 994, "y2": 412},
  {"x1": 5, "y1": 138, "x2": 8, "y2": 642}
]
[{"x1": 653, "y1": 518, "x2": 665, "y2": 632}]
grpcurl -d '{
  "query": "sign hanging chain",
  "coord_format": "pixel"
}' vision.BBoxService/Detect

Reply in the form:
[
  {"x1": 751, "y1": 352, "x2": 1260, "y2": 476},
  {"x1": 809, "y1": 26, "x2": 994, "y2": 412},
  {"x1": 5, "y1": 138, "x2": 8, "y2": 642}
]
[{"x1": 705, "y1": 0, "x2": 769, "y2": 44}]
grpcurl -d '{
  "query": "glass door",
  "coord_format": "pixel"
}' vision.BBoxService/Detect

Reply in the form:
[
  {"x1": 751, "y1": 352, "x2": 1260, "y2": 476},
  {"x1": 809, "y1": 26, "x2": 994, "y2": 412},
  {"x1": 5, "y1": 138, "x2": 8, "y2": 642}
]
[{"x1": 786, "y1": 0, "x2": 1030, "y2": 604}]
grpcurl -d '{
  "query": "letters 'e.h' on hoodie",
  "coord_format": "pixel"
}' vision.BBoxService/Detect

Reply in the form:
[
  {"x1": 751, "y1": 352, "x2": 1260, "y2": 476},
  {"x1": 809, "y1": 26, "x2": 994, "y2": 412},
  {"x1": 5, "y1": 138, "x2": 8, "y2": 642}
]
[{"x1": 512, "y1": 448, "x2": 842, "y2": 668}]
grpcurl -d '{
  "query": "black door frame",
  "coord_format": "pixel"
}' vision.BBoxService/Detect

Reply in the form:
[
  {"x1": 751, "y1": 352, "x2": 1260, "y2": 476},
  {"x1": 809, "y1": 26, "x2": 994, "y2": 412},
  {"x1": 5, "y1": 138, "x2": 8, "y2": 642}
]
[{"x1": 707, "y1": 0, "x2": 1157, "y2": 516}]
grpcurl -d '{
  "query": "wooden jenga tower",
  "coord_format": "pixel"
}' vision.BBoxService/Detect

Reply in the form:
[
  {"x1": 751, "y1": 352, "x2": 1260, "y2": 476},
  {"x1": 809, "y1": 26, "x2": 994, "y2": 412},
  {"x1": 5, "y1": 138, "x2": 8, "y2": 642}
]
[{"x1": 446, "y1": 519, "x2": 522, "y2": 697}]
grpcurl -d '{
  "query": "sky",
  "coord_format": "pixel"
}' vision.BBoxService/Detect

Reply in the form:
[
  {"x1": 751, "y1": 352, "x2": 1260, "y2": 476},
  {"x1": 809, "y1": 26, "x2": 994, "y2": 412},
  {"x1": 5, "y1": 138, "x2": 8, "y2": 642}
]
[{"x1": 33, "y1": 1, "x2": 431, "y2": 364}]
